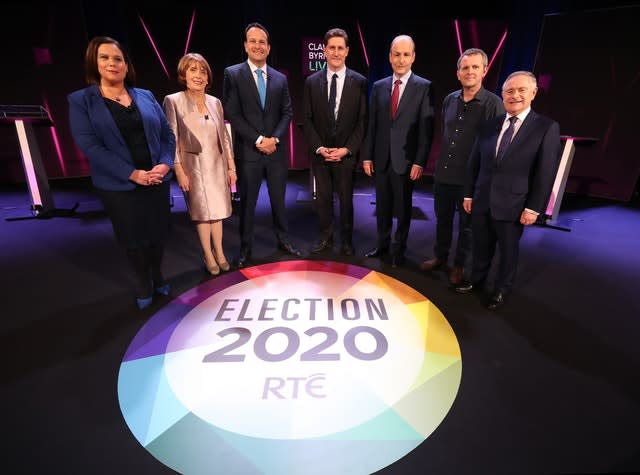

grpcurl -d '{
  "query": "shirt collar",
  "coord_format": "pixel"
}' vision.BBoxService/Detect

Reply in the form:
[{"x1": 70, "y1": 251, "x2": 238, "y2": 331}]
[
  {"x1": 327, "y1": 66, "x2": 346, "y2": 81},
  {"x1": 456, "y1": 86, "x2": 489, "y2": 103},
  {"x1": 247, "y1": 60, "x2": 266, "y2": 74},
  {"x1": 393, "y1": 71, "x2": 412, "y2": 84},
  {"x1": 507, "y1": 106, "x2": 532, "y2": 123}
]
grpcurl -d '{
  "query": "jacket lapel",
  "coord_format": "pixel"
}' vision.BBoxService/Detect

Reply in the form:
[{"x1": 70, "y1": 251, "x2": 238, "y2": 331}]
[
  {"x1": 336, "y1": 70, "x2": 349, "y2": 123},
  {"x1": 242, "y1": 63, "x2": 262, "y2": 109},
  {"x1": 206, "y1": 95, "x2": 223, "y2": 154},
  {"x1": 500, "y1": 111, "x2": 539, "y2": 163},
  {"x1": 89, "y1": 85, "x2": 126, "y2": 148}
]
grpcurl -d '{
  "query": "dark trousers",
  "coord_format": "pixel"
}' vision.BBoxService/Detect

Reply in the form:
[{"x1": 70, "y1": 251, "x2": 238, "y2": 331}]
[
  {"x1": 433, "y1": 181, "x2": 472, "y2": 269},
  {"x1": 312, "y1": 155, "x2": 355, "y2": 244},
  {"x1": 374, "y1": 165, "x2": 414, "y2": 255},
  {"x1": 471, "y1": 211, "x2": 524, "y2": 292},
  {"x1": 97, "y1": 182, "x2": 170, "y2": 298},
  {"x1": 238, "y1": 156, "x2": 289, "y2": 251}
]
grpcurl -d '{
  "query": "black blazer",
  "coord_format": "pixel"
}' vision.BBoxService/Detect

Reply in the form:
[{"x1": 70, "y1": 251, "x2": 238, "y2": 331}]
[
  {"x1": 302, "y1": 67, "x2": 368, "y2": 155},
  {"x1": 222, "y1": 62, "x2": 293, "y2": 162},
  {"x1": 465, "y1": 110, "x2": 561, "y2": 220}
]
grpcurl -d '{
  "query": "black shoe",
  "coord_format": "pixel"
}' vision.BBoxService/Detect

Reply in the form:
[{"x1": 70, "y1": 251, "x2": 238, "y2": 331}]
[
  {"x1": 278, "y1": 241, "x2": 302, "y2": 257},
  {"x1": 364, "y1": 246, "x2": 389, "y2": 258},
  {"x1": 454, "y1": 280, "x2": 483, "y2": 294},
  {"x1": 391, "y1": 253, "x2": 405, "y2": 268},
  {"x1": 235, "y1": 249, "x2": 252, "y2": 269},
  {"x1": 487, "y1": 291, "x2": 506, "y2": 311},
  {"x1": 340, "y1": 242, "x2": 354, "y2": 256},
  {"x1": 311, "y1": 239, "x2": 333, "y2": 254}
]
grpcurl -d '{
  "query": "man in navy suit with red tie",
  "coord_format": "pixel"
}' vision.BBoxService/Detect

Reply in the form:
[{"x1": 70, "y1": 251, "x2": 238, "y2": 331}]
[
  {"x1": 363, "y1": 35, "x2": 435, "y2": 267},
  {"x1": 455, "y1": 71, "x2": 561, "y2": 310},
  {"x1": 223, "y1": 22, "x2": 301, "y2": 268}
]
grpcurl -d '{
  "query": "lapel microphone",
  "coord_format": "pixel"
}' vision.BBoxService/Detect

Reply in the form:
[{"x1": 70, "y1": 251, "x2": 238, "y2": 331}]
[{"x1": 204, "y1": 115, "x2": 209, "y2": 120}]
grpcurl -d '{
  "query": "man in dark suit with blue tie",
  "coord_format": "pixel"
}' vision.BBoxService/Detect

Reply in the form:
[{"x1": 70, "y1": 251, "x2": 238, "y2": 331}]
[
  {"x1": 455, "y1": 71, "x2": 561, "y2": 310},
  {"x1": 223, "y1": 22, "x2": 301, "y2": 268},
  {"x1": 303, "y1": 27, "x2": 368, "y2": 256},
  {"x1": 363, "y1": 35, "x2": 435, "y2": 267}
]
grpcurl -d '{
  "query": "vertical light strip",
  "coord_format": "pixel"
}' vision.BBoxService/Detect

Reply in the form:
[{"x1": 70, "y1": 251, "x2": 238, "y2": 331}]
[
  {"x1": 42, "y1": 97, "x2": 67, "y2": 175},
  {"x1": 454, "y1": 20, "x2": 463, "y2": 56},
  {"x1": 184, "y1": 10, "x2": 197, "y2": 55},
  {"x1": 356, "y1": 20, "x2": 369, "y2": 68},
  {"x1": 487, "y1": 28, "x2": 508, "y2": 73},
  {"x1": 15, "y1": 120, "x2": 43, "y2": 205},
  {"x1": 138, "y1": 14, "x2": 171, "y2": 79},
  {"x1": 289, "y1": 122, "x2": 295, "y2": 168}
]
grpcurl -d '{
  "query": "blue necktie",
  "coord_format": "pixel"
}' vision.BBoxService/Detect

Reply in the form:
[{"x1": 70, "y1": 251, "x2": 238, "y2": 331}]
[
  {"x1": 256, "y1": 69, "x2": 266, "y2": 109},
  {"x1": 496, "y1": 116, "x2": 517, "y2": 161}
]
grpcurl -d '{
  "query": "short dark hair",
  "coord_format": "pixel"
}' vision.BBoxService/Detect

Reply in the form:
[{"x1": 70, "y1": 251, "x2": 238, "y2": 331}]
[
  {"x1": 324, "y1": 28, "x2": 349, "y2": 47},
  {"x1": 177, "y1": 53, "x2": 213, "y2": 91},
  {"x1": 244, "y1": 22, "x2": 270, "y2": 44},
  {"x1": 84, "y1": 36, "x2": 136, "y2": 86}
]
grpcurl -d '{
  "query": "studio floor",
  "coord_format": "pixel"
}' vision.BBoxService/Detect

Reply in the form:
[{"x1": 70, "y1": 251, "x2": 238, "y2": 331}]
[{"x1": 2, "y1": 170, "x2": 639, "y2": 475}]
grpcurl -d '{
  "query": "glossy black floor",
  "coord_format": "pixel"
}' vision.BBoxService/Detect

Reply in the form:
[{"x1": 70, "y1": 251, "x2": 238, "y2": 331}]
[{"x1": 2, "y1": 170, "x2": 639, "y2": 475}]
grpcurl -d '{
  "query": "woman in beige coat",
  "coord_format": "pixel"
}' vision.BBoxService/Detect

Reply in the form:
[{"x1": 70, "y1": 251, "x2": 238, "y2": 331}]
[{"x1": 163, "y1": 53, "x2": 236, "y2": 275}]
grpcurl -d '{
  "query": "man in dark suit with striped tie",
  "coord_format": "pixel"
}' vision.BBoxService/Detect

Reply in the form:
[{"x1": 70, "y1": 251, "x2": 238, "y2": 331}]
[
  {"x1": 303, "y1": 28, "x2": 368, "y2": 256},
  {"x1": 363, "y1": 35, "x2": 435, "y2": 267},
  {"x1": 455, "y1": 71, "x2": 561, "y2": 310}
]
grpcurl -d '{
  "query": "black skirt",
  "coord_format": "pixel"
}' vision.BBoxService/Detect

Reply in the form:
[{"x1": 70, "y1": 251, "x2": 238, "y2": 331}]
[{"x1": 96, "y1": 182, "x2": 170, "y2": 249}]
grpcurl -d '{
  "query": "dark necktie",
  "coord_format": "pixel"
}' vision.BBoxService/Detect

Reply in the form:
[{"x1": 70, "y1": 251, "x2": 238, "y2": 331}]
[
  {"x1": 328, "y1": 73, "x2": 338, "y2": 135},
  {"x1": 496, "y1": 116, "x2": 518, "y2": 161},
  {"x1": 256, "y1": 69, "x2": 266, "y2": 109},
  {"x1": 391, "y1": 79, "x2": 401, "y2": 119}
]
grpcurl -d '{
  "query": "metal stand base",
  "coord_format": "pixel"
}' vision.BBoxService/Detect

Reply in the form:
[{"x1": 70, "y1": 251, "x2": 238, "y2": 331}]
[{"x1": 5, "y1": 202, "x2": 79, "y2": 221}]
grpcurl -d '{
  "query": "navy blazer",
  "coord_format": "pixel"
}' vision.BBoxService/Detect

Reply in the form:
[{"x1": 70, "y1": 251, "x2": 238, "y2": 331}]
[
  {"x1": 364, "y1": 72, "x2": 435, "y2": 174},
  {"x1": 302, "y1": 67, "x2": 368, "y2": 154},
  {"x1": 222, "y1": 62, "x2": 293, "y2": 162},
  {"x1": 465, "y1": 110, "x2": 561, "y2": 220},
  {"x1": 68, "y1": 85, "x2": 175, "y2": 191}
]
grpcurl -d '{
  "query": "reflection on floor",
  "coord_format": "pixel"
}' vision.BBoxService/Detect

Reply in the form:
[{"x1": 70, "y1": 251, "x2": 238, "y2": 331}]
[{"x1": 2, "y1": 171, "x2": 640, "y2": 475}]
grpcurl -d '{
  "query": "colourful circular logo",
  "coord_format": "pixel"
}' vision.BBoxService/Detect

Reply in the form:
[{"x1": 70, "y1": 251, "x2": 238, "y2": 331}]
[{"x1": 118, "y1": 260, "x2": 461, "y2": 474}]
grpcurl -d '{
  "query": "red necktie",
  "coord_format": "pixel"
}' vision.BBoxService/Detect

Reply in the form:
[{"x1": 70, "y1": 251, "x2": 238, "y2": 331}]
[{"x1": 391, "y1": 79, "x2": 401, "y2": 119}]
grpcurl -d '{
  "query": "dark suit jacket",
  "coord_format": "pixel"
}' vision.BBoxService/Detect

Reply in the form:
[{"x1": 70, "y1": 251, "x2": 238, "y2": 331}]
[
  {"x1": 68, "y1": 85, "x2": 175, "y2": 191},
  {"x1": 364, "y1": 72, "x2": 434, "y2": 174},
  {"x1": 302, "y1": 67, "x2": 368, "y2": 154},
  {"x1": 465, "y1": 110, "x2": 561, "y2": 220},
  {"x1": 222, "y1": 62, "x2": 292, "y2": 162}
]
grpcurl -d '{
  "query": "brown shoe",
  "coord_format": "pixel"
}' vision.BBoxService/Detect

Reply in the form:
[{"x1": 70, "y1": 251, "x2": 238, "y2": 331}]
[
  {"x1": 448, "y1": 266, "x2": 464, "y2": 285},
  {"x1": 420, "y1": 257, "x2": 444, "y2": 271}
]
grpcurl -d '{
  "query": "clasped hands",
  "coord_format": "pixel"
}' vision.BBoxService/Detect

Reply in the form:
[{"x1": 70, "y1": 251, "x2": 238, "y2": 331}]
[
  {"x1": 256, "y1": 136, "x2": 278, "y2": 155},
  {"x1": 320, "y1": 147, "x2": 347, "y2": 162},
  {"x1": 130, "y1": 164, "x2": 170, "y2": 186}
]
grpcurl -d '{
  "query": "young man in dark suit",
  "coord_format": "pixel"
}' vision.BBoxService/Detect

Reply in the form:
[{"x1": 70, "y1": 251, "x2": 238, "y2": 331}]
[
  {"x1": 455, "y1": 71, "x2": 561, "y2": 310},
  {"x1": 303, "y1": 28, "x2": 368, "y2": 256},
  {"x1": 223, "y1": 22, "x2": 301, "y2": 268},
  {"x1": 363, "y1": 35, "x2": 435, "y2": 267}
]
